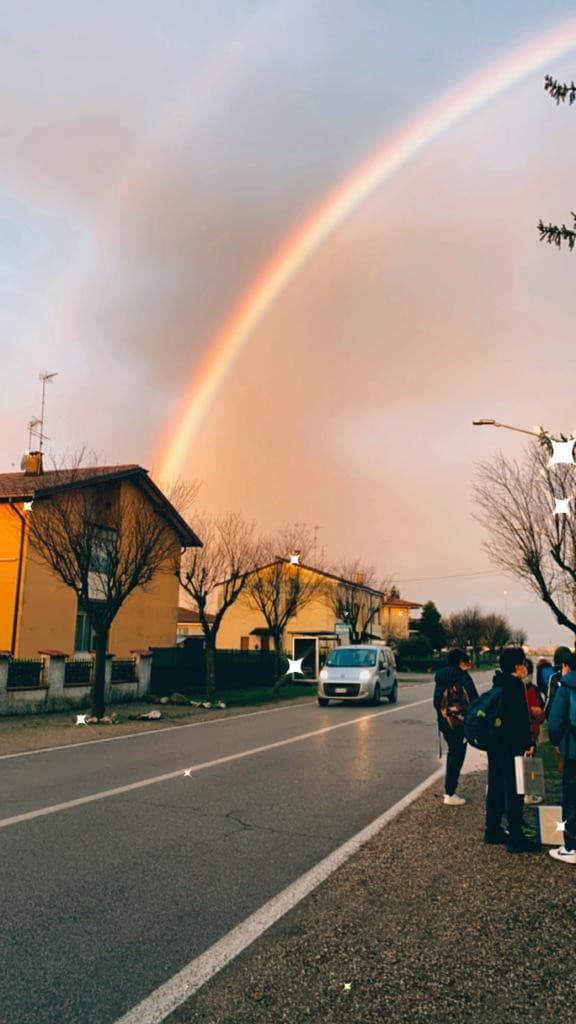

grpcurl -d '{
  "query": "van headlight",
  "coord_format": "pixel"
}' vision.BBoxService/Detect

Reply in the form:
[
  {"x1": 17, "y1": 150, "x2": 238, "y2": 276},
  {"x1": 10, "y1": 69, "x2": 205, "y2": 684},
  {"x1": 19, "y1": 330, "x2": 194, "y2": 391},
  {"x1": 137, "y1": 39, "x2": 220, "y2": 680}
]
[
  {"x1": 319, "y1": 669, "x2": 328, "y2": 681},
  {"x1": 359, "y1": 669, "x2": 372, "y2": 681}
]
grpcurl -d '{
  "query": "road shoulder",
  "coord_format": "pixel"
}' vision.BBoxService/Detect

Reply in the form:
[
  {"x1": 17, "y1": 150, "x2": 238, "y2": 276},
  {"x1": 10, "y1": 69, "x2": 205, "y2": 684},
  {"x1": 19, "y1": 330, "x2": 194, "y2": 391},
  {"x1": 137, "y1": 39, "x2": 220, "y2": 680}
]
[{"x1": 164, "y1": 766, "x2": 576, "y2": 1024}]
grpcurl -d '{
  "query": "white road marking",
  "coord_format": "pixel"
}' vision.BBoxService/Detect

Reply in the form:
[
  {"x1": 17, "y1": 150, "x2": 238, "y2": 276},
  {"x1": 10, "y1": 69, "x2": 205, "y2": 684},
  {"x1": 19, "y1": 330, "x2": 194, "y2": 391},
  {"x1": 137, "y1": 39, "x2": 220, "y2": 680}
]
[
  {"x1": 0, "y1": 701, "x2": 318, "y2": 760},
  {"x1": 0, "y1": 698, "x2": 433, "y2": 830},
  {"x1": 113, "y1": 763, "x2": 444, "y2": 1024},
  {"x1": 0, "y1": 676, "x2": 432, "y2": 761}
]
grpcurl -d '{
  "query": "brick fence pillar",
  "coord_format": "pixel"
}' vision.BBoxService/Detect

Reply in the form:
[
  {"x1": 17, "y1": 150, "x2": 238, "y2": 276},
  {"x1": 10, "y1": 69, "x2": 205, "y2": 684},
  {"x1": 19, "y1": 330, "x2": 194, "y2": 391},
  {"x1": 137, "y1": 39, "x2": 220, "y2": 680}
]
[
  {"x1": 38, "y1": 650, "x2": 68, "y2": 703},
  {"x1": 131, "y1": 650, "x2": 152, "y2": 698}
]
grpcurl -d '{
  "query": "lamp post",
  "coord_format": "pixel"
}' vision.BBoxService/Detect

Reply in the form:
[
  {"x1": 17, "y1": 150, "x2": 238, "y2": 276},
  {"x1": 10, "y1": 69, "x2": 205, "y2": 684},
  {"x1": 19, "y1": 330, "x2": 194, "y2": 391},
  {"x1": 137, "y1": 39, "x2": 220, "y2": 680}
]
[{"x1": 472, "y1": 418, "x2": 542, "y2": 439}]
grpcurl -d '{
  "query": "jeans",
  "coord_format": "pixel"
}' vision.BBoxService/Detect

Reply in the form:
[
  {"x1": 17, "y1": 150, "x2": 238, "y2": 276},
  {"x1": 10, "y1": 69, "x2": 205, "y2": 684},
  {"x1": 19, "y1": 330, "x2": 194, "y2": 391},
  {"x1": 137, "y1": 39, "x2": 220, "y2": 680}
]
[
  {"x1": 562, "y1": 757, "x2": 576, "y2": 852},
  {"x1": 438, "y1": 720, "x2": 467, "y2": 796},
  {"x1": 485, "y1": 748, "x2": 524, "y2": 842}
]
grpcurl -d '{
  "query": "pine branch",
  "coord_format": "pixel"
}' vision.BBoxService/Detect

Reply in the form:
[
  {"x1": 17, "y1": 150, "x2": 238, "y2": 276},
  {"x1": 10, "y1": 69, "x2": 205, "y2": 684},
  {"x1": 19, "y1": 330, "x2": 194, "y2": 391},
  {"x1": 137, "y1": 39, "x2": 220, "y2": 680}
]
[
  {"x1": 544, "y1": 74, "x2": 576, "y2": 104},
  {"x1": 538, "y1": 215, "x2": 576, "y2": 251}
]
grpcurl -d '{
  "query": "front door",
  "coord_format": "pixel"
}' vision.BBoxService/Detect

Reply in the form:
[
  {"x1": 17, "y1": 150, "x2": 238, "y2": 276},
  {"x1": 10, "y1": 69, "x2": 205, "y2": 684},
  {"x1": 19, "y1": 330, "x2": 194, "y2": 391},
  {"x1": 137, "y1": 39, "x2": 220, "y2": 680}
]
[{"x1": 293, "y1": 637, "x2": 318, "y2": 680}]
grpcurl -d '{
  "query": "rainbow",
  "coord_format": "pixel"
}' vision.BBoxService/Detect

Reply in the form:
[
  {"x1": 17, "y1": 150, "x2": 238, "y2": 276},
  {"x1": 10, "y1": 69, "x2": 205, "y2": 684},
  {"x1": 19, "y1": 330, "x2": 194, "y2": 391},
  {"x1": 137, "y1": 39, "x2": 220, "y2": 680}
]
[{"x1": 157, "y1": 20, "x2": 576, "y2": 483}]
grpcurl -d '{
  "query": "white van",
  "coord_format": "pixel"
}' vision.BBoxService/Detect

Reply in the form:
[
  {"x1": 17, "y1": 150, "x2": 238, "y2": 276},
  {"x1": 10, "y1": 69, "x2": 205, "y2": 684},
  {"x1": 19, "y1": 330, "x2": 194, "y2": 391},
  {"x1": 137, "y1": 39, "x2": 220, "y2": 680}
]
[{"x1": 317, "y1": 645, "x2": 397, "y2": 706}]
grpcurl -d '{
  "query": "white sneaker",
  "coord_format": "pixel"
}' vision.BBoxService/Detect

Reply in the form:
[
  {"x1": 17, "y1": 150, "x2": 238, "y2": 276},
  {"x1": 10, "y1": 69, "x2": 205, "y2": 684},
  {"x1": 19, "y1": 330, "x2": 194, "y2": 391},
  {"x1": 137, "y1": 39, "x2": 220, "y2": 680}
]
[
  {"x1": 549, "y1": 846, "x2": 576, "y2": 864},
  {"x1": 443, "y1": 794, "x2": 466, "y2": 805}
]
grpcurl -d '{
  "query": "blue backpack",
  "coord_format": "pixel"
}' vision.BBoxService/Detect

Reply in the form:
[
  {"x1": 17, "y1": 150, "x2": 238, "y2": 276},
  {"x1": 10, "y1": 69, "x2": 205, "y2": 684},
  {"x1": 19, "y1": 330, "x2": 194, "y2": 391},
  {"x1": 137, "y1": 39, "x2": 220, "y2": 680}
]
[{"x1": 464, "y1": 687, "x2": 504, "y2": 750}]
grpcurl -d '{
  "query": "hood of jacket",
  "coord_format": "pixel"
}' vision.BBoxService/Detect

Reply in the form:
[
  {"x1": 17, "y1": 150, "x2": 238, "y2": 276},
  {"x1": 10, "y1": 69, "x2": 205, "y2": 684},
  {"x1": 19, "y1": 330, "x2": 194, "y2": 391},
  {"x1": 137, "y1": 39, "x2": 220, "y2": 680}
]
[{"x1": 434, "y1": 666, "x2": 463, "y2": 686}]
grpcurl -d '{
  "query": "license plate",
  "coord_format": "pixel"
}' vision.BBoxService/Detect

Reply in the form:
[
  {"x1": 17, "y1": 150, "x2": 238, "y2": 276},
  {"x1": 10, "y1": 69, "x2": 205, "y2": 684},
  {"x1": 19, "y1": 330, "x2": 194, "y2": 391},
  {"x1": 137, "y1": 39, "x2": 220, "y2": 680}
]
[{"x1": 335, "y1": 687, "x2": 347, "y2": 694}]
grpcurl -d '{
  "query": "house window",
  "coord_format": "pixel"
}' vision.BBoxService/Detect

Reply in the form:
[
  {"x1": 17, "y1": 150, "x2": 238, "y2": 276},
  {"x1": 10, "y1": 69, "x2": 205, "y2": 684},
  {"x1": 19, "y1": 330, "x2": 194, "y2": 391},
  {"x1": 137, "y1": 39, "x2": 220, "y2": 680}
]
[
  {"x1": 90, "y1": 525, "x2": 117, "y2": 573},
  {"x1": 75, "y1": 605, "x2": 95, "y2": 652}
]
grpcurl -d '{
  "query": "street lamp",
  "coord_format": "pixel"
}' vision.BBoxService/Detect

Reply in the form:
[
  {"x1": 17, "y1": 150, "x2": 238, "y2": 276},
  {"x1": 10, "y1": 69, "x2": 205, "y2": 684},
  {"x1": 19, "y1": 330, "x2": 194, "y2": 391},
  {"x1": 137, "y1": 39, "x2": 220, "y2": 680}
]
[{"x1": 472, "y1": 419, "x2": 541, "y2": 438}]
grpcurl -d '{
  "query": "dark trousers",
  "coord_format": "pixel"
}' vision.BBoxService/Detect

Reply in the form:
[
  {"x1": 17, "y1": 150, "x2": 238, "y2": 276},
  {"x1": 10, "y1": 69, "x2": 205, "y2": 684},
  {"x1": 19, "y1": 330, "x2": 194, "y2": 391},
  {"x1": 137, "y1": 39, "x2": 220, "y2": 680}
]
[
  {"x1": 562, "y1": 757, "x2": 576, "y2": 852},
  {"x1": 438, "y1": 721, "x2": 467, "y2": 796},
  {"x1": 485, "y1": 748, "x2": 524, "y2": 841}
]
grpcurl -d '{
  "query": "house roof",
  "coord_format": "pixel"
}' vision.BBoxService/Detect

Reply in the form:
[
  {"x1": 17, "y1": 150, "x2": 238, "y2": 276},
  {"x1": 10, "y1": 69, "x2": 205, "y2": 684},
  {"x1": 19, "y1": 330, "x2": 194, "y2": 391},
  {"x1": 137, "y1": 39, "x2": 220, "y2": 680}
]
[
  {"x1": 0, "y1": 464, "x2": 202, "y2": 548},
  {"x1": 178, "y1": 607, "x2": 215, "y2": 624},
  {"x1": 385, "y1": 598, "x2": 423, "y2": 610},
  {"x1": 220, "y1": 557, "x2": 422, "y2": 606}
]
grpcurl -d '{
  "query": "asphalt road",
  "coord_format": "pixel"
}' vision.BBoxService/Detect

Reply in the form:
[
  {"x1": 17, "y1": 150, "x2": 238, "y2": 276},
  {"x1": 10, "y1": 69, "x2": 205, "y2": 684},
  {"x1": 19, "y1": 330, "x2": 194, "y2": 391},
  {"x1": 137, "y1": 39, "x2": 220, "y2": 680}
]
[{"x1": 1, "y1": 680, "x2": 449, "y2": 1024}]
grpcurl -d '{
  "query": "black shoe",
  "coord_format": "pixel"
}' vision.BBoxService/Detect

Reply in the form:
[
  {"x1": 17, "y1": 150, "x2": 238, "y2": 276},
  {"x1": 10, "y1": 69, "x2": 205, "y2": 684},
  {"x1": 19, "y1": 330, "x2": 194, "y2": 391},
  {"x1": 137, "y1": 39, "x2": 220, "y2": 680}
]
[
  {"x1": 484, "y1": 829, "x2": 509, "y2": 845},
  {"x1": 507, "y1": 838, "x2": 541, "y2": 854}
]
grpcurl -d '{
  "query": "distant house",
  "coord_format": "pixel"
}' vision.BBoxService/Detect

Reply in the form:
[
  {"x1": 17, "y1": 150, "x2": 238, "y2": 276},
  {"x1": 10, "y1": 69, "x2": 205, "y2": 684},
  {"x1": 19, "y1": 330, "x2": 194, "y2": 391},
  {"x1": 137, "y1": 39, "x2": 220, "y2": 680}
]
[
  {"x1": 216, "y1": 558, "x2": 422, "y2": 679},
  {"x1": 177, "y1": 607, "x2": 215, "y2": 641},
  {"x1": 0, "y1": 456, "x2": 201, "y2": 658}
]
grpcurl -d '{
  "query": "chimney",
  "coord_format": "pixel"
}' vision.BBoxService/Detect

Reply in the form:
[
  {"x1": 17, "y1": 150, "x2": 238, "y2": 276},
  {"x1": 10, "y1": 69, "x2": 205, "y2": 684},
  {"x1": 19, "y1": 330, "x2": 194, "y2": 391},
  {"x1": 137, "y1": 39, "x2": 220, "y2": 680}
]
[
  {"x1": 355, "y1": 573, "x2": 364, "y2": 584},
  {"x1": 22, "y1": 451, "x2": 43, "y2": 476}
]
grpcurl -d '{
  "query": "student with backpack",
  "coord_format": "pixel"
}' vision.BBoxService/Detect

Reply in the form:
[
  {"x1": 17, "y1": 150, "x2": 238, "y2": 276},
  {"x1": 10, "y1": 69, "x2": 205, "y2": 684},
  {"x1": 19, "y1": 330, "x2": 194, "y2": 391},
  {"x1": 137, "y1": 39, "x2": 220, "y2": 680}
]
[
  {"x1": 482, "y1": 647, "x2": 540, "y2": 853},
  {"x1": 548, "y1": 651, "x2": 576, "y2": 864},
  {"x1": 434, "y1": 649, "x2": 479, "y2": 805},
  {"x1": 544, "y1": 646, "x2": 572, "y2": 720}
]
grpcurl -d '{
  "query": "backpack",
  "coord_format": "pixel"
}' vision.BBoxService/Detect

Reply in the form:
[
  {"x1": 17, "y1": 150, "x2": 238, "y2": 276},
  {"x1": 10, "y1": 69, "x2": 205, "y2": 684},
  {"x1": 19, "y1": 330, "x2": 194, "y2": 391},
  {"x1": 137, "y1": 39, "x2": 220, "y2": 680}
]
[
  {"x1": 440, "y1": 682, "x2": 470, "y2": 729},
  {"x1": 464, "y1": 687, "x2": 505, "y2": 750}
]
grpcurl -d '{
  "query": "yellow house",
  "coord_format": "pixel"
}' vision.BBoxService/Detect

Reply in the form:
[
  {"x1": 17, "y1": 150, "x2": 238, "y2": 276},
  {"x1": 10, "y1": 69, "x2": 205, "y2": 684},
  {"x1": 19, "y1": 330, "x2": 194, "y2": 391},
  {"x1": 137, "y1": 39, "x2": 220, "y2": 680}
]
[
  {"x1": 216, "y1": 559, "x2": 421, "y2": 679},
  {"x1": 0, "y1": 458, "x2": 201, "y2": 658},
  {"x1": 177, "y1": 606, "x2": 214, "y2": 641},
  {"x1": 381, "y1": 598, "x2": 423, "y2": 640}
]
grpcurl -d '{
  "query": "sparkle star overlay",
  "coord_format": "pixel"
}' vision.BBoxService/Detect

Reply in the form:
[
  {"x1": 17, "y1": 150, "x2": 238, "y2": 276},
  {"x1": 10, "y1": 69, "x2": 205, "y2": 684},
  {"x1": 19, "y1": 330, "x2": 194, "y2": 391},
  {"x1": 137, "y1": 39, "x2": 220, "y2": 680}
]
[
  {"x1": 289, "y1": 554, "x2": 300, "y2": 565},
  {"x1": 287, "y1": 657, "x2": 304, "y2": 676},
  {"x1": 556, "y1": 820, "x2": 567, "y2": 832},
  {"x1": 553, "y1": 498, "x2": 571, "y2": 516},
  {"x1": 75, "y1": 714, "x2": 88, "y2": 725},
  {"x1": 548, "y1": 438, "x2": 576, "y2": 467}
]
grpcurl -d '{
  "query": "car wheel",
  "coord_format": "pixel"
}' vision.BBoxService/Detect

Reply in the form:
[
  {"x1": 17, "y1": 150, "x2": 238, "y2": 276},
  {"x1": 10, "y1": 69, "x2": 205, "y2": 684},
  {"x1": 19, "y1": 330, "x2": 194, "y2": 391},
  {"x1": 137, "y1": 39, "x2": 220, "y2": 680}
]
[
  {"x1": 318, "y1": 697, "x2": 330, "y2": 706},
  {"x1": 388, "y1": 682, "x2": 398, "y2": 704},
  {"x1": 371, "y1": 683, "x2": 381, "y2": 706}
]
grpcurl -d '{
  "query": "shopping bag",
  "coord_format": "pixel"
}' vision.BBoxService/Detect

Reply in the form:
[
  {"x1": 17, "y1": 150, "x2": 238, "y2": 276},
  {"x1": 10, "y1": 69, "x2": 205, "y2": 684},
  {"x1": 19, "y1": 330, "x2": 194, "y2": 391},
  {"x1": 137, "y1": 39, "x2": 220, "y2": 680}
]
[
  {"x1": 514, "y1": 755, "x2": 546, "y2": 798},
  {"x1": 536, "y1": 805, "x2": 564, "y2": 845}
]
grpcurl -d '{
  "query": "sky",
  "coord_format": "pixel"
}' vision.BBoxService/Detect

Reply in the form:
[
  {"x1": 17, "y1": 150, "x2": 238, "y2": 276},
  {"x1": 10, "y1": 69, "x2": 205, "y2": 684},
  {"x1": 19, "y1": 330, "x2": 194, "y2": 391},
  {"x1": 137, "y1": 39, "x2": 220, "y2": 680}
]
[{"x1": 1, "y1": 0, "x2": 576, "y2": 647}]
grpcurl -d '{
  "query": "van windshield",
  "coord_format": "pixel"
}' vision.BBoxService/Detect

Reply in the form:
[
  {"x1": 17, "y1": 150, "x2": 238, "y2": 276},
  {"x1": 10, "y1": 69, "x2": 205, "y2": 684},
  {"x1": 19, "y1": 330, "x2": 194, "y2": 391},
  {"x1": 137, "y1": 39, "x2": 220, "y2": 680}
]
[{"x1": 325, "y1": 649, "x2": 377, "y2": 668}]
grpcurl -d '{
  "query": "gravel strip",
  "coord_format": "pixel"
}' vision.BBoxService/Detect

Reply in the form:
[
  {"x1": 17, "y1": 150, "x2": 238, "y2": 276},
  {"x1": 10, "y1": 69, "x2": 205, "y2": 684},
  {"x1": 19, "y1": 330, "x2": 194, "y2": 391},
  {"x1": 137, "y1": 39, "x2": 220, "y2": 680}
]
[{"x1": 166, "y1": 769, "x2": 576, "y2": 1024}]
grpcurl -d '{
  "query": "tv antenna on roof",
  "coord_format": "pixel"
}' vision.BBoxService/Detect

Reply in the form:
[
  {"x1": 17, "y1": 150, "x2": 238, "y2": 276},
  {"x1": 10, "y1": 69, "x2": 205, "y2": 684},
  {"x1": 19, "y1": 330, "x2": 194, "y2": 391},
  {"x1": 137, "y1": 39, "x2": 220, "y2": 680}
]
[{"x1": 28, "y1": 372, "x2": 58, "y2": 453}]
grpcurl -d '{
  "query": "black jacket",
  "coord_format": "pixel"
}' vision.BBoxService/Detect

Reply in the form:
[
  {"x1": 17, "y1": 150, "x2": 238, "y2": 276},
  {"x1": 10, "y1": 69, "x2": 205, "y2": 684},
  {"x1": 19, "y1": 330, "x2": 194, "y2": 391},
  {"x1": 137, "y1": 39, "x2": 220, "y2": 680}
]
[
  {"x1": 491, "y1": 670, "x2": 533, "y2": 755},
  {"x1": 433, "y1": 666, "x2": 479, "y2": 716}
]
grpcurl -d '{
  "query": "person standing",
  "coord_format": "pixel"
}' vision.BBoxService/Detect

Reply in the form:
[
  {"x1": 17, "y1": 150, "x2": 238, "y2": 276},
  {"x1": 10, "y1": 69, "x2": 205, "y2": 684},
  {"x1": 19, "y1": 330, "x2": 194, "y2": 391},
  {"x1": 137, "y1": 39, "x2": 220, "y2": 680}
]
[
  {"x1": 548, "y1": 651, "x2": 576, "y2": 865},
  {"x1": 484, "y1": 647, "x2": 540, "y2": 852},
  {"x1": 434, "y1": 649, "x2": 479, "y2": 805},
  {"x1": 545, "y1": 646, "x2": 572, "y2": 720}
]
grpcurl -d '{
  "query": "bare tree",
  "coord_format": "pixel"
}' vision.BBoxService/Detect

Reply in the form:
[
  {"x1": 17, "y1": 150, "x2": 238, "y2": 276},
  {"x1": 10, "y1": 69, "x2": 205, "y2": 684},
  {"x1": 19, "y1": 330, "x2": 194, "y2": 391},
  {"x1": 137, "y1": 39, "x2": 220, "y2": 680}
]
[
  {"x1": 244, "y1": 525, "x2": 328, "y2": 691},
  {"x1": 473, "y1": 436, "x2": 576, "y2": 639},
  {"x1": 444, "y1": 606, "x2": 484, "y2": 660},
  {"x1": 164, "y1": 477, "x2": 202, "y2": 520},
  {"x1": 511, "y1": 627, "x2": 528, "y2": 646},
  {"x1": 538, "y1": 75, "x2": 576, "y2": 251},
  {"x1": 27, "y1": 465, "x2": 190, "y2": 719},
  {"x1": 481, "y1": 613, "x2": 512, "y2": 657},
  {"x1": 179, "y1": 511, "x2": 260, "y2": 702},
  {"x1": 324, "y1": 560, "x2": 389, "y2": 644}
]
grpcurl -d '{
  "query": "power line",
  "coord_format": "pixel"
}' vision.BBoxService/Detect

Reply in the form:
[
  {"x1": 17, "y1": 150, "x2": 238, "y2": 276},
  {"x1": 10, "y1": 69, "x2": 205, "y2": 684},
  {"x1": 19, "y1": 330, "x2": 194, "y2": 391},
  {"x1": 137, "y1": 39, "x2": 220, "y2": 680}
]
[{"x1": 392, "y1": 570, "x2": 502, "y2": 583}]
